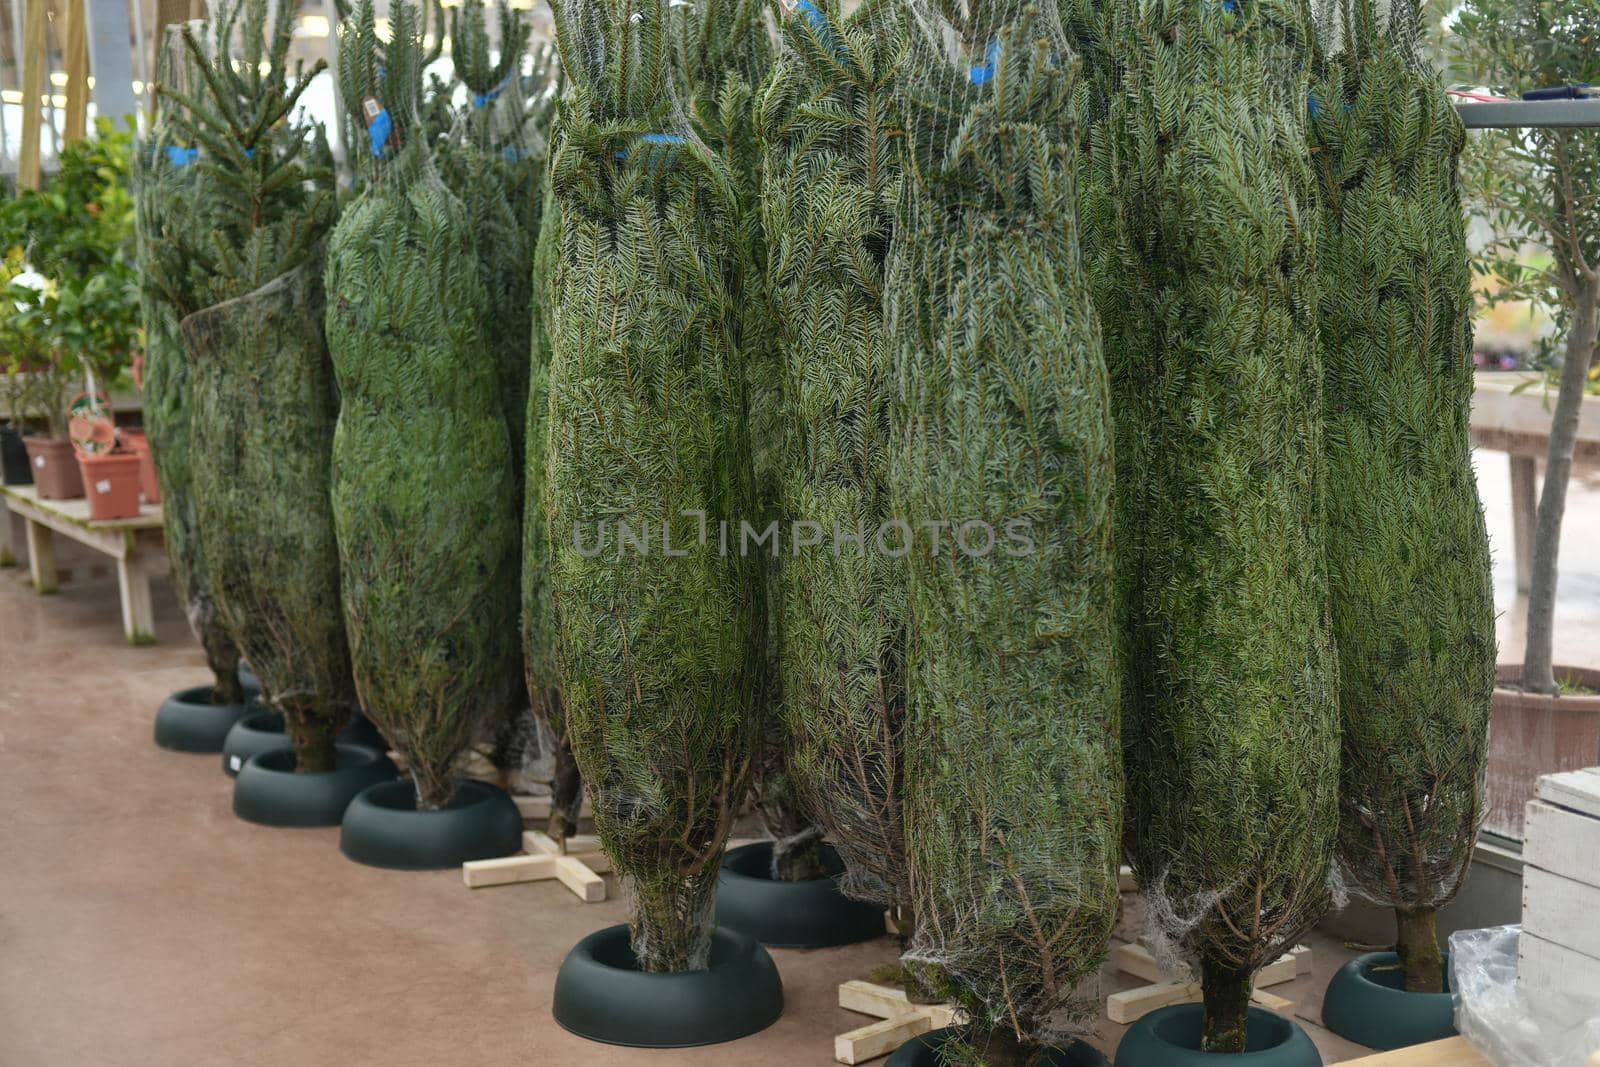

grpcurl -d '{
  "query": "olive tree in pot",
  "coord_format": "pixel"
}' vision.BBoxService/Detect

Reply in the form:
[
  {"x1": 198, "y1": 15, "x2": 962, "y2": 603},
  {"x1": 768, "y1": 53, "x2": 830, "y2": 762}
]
[
  {"x1": 1451, "y1": 0, "x2": 1600, "y2": 834},
  {"x1": 744, "y1": 0, "x2": 914, "y2": 954},
  {"x1": 148, "y1": 1, "x2": 378, "y2": 819},
  {"x1": 1307, "y1": 0, "x2": 1496, "y2": 1047},
  {"x1": 882, "y1": 8, "x2": 1120, "y2": 1065},
  {"x1": 326, "y1": 0, "x2": 524, "y2": 868},
  {"x1": 134, "y1": 28, "x2": 251, "y2": 750},
  {"x1": 542, "y1": 0, "x2": 779, "y2": 1045},
  {"x1": 1079, "y1": 0, "x2": 1338, "y2": 1061}
]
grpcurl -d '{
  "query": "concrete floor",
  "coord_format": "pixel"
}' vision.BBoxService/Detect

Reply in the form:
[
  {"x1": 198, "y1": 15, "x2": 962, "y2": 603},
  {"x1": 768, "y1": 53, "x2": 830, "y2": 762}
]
[{"x1": 1, "y1": 449, "x2": 1594, "y2": 1066}]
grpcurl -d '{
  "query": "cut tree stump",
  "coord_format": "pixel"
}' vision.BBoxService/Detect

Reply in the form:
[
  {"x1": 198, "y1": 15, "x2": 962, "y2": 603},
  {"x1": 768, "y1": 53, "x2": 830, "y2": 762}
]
[
  {"x1": 833, "y1": 980, "x2": 959, "y2": 1066},
  {"x1": 1105, "y1": 942, "x2": 1308, "y2": 1024}
]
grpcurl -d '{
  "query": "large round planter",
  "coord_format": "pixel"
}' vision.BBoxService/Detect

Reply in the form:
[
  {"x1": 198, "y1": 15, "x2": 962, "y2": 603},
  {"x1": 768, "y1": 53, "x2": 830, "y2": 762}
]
[
  {"x1": 1321, "y1": 951, "x2": 1454, "y2": 1050},
  {"x1": 232, "y1": 744, "x2": 396, "y2": 827},
  {"x1": 552, "y1": 924, "x2": 783, "y2": 1047},
  {"x1": 153, "y1": 686, "x2": 251, "y2": 753},
  {"x1": 715, "y1": 841, "x2": 885, "y2": 948},
  {"x1": 1489, "y1": 664, "x2": 1600, "y2": 836},
  {"x1": 22, "y1": 436, "x2": 83, "y2": 499},
  {"x1": 1, "y1": 424, "x2": 32, "y2": 485},
  {"x1": 1115, "y1": 1005, "x2": 1321, "y2": 1067},
  {"x1": 221, "y1": 709, "x2": 389, "y2": 777},
  {"x1": 888, "y1": 1027, "x2": 1108, "y2": 1067},
  {"x1": 340, "y1": 778, "x2": 523, "y2": 869}
]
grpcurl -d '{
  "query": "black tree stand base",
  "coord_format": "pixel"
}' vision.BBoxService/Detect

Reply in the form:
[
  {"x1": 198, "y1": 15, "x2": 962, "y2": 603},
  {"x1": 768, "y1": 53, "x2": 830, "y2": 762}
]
[
  {"x1": 888, "y1": 1027, "x2": 1109, "y2": 1067},
  {"x1": 153, "y1": 686, "x2": 252, "y2": 753},
  {"x1": 221, "y1": 709, "x2": 389, "y2": 777},
  {"x1": 232, "y1": 744, "x2": 396, "y2": 827},
  {"x1": 1115, "y1": 1005, "x2": 1322, "y2": 1067},
  {"x1": 340, "y1": 778, "x2": 523, "y2": 869},
  {"x1": 552, "y1": 924, "x2": 784, "y2": 1048},
  {"x1": 715, "y1": 841, "x2": 886, "y2": 948},
  {"x1": 1321, "y1": 952, "x2": 1455, "y2": 1051}
]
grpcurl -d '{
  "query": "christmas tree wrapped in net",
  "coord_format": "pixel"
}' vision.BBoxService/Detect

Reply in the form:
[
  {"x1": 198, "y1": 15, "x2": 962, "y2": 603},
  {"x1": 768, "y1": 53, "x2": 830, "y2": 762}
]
[
  {"x1": 142, "y1": 1, "x2": 352, "y2": 767},
  {"x1": 325, "y1": 0, "x2": 521, "y2": 808},
  {"x1": 133, "y1": 26, "x2": 246, "y2": 709},
  {"x1": 756, "y1": 0, "x2": 912, "y2": 906},
  {"x1": 544, "y1": 0, "x2": 760, "y2": 971},
  {"x1": 1309, "y1": 0, "x2": 1494, "y2": 994},
  {"x1": 1077, "y1": 0, "x2": 1338, "y2": 1051},
  {"x1": 886, "y1": 3, "x2": 1122, "y2": 1059}
]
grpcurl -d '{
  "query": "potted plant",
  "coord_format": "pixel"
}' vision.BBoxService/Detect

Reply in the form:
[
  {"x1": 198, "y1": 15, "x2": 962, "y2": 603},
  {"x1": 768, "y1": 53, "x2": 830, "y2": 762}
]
[
  {"x1": 11, "y1": 283, "x2": 85, "y2": 501},
  {"x1": 142, "y1": 1, "x2": 373, "y2": 806},
  {"x1": 543, "y1": 0, "x2": 780, "y2": 1046},
  {"x1": 69, "y1": 394, "x2": 143, "y2": 521},
  {"x1": 878, "y1": 10, "x2": 1119, "y2": 1066},
  {"x1": 1452, "y1": 0, "x2": 1600, "y2": 834},
  {"x1": 733, "y1": 0, "x2": 914, "y2": 955},
  {"x1": 1308, "y1": 0, "x2": 1497, "y2": 1048},
  {"x1": 326, "y1": 0, "x2": 523, "y2": 866},
  {"x1": 1080, "y1": 0, "x2": 1337, "y2": 1061},
  {"x1": 131, "y1": 39, "x2": 254, "y2": 751}
]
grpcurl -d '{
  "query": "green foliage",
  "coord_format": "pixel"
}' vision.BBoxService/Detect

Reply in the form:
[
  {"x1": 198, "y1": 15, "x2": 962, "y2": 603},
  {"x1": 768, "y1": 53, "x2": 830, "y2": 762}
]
[
  {"x1": 756, "y1": 0, "x2": 911, "y2": 904},
  {"x1": 327, "y1": 0, "x2": 521, "y2": 806},
  {"x1": 544, "y1": 0, "x2": 759, "y2": 971},
  {"x1": 887, "y1": 8, "x2": 1120, "y2": 1051},
  {"x1": 1078, "y1": 0, "x2": 1337, "y2": 1051},
  {"x1": 1309, "y1": 0, "x2": 1495, "y2": 990},
  {"x1": 139, "y1": 0, "x2": 348, "y2": 758}
]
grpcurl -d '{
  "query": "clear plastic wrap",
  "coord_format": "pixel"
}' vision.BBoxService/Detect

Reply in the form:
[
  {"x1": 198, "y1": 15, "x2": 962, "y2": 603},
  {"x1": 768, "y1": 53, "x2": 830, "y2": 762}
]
[{"x1": 1451, "y1": 925, "x2": 1600, "y2": 1067}]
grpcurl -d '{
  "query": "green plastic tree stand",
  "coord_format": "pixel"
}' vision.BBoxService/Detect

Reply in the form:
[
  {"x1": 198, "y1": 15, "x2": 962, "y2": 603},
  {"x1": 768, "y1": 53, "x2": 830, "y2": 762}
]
[
  {"x1": 339, "y1": 779, "x2": 523, "y2": 870},
  {"x1": 221, "y1": 709, "x2": 388, "y2": 777},
  {"x1": 715, "y1": 842, "x2": 886, "y2": 949},
  {"x1": 232, "y1": 744, "x2": 396, "y2": 827},
  {"x1": 888, "y1": 1027, "x2": 1109, "y2": 1067},
  {"x1": 1321, "y1": 952, "x2": 1455, "y2": 1051},
  {"x1": 153, "y1": 686, "x2": 251, "y2": 753},
  {"x1": 552, "y1": 925, "x2": 783, "y2": 1047},
  {"x1": 1115, "y1": 1005, "x2": 1322, "y2": 1067}
]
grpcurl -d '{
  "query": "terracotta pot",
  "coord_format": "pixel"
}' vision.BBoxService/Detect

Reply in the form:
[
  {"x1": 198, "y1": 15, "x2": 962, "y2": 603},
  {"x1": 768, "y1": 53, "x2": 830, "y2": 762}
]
[
  {"x1": 76, "y1": 451, "x2": 143, "y2": 520},
  {"x1": 1486, "y1": 664, "x2": 1600, "y2": 837},
  {"x1": 119, "y1": 428, "x2": 161, "y2": 504},
  {"x1": 22, "y1": 436, "x2": 84, "y2": 499}
]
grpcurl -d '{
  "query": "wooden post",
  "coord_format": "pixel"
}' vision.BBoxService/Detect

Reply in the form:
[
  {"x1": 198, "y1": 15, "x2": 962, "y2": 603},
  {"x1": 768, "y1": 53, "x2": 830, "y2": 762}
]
[
  {"x1": 25, "y1": 519, "x2": 58, "y2": 594},
  {"x1": 17, "y1": 0, "x2": 48, "y2": 190},
  {"x1": 62, "y1": 0, "x2": 90, "y2": 143},
  {"x1": 1510, "y1": 453, "x2": 1538, "y2": 594}
]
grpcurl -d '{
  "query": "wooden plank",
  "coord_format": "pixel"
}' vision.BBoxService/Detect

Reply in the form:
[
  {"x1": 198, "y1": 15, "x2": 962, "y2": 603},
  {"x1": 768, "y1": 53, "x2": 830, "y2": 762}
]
[
  {"x1": 25, "y1": 520, "x2": 57, "y2": 594},
  {"x1": 1523, "y1": 866, "x2": 1600, "y2": 963},
  {"x1": 0, "y1": 484, "x2": 165, "y2": 532},
  {"x1": 834, "y1": 1014, "x2": 937, "y2": 1066},
  {"x1": 462, "y1": 853, "x2": 558, "y2": 888},
  {"x1": 1517, "y1": 930, "x2": 1600, "y2": 1024},
  {"x1": 1527, "y1": 792, "x2": 1600, "y2": 882},
  {"x1": 1107, "y1": 979, "x2": 1198, "y2": 1024},
  {"x1": 512, "y1": 793, "x2": 592, "y2": 821},
  {"x1": 1113, "y1": 943, "x2": 1298, "y2": 988},
  {"x1": 17, "y1": 0, "x2": 46, "y2": 191},
  {"x1": 1333, "y1": 1035, "x2": 1490, "y2": 1066},
  {"x1": 837, "y1": 981, "x2": 956, "y2": 1027},
  {"x1": 61, "y1": 0, "x2": 89, "y2": 143},
  {"x1": 1537, "y1": 768, "x2": 1600, "y2": 820},
  {"x1": 117, "y1": 553, "x2": 156, "y2": 645},
  {"x1": 551, "y1": 855, "x2": 605, "y2": 902}
]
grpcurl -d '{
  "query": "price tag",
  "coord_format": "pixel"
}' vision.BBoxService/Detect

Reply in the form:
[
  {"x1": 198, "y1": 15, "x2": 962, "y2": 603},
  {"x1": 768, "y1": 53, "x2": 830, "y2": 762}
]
[
  {"x1": 95, "y1": 480, "x2": 112, "y2": 494},
  {"x1": 34, "y1": 455, "x2": 44, "y2": 468},
  {"x1": 229, "y1": 755, "x2": 243, "y2": 772}
]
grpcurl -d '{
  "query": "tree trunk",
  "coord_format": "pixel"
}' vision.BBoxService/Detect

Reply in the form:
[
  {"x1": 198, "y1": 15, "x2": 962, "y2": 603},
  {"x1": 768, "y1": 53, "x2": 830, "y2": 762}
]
[
  {"x1": 288, "y1": 709, "x2": 340, "y2": 774},
  {"x1": 1395, "y1": 905, "x2": 1444, "y2": 993},
  {"x1": 1524, "y1": 273, "x2": 1600, "y2": 694},
  {"x1": 967, "y1": 1025, "x2": 1040, "y2": 1067},
  {"x1": 209, "y1": 657, "x2": 244, "y2": 707},
  {"x1": 1200, "y1": 957, "x2": 1254, "y2": 1054}
]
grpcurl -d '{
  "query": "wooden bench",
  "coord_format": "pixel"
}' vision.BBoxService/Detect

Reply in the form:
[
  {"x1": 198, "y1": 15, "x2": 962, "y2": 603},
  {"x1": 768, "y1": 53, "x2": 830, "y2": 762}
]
[{"x1": 0, "y1": 484, "x2": 166, "y2": 644}]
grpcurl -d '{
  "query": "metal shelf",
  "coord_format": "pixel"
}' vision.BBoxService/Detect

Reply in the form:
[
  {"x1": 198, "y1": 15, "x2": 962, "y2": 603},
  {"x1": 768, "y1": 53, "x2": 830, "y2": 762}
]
[{"x1": 1456, "y1": 99, "x2": 1600, "y2": 129}]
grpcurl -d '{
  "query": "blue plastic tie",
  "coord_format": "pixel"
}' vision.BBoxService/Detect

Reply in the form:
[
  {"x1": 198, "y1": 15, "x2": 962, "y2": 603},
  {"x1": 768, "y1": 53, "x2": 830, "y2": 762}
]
[
  {"x1": 368, "y1": 108, "x2": 393, "y2": 157},
  {"x1": 969, "y1": 38, "x2": 1000, "y2": 86},
  {"x1": 617, "y1": 132, "x2": 685, "y2": 161},
  {"x1": 164, "y1": 145, "x2": 199, "y2": 167},
  {"x1": 794, "y1": 0, "x2": 846, "y2": 60},
  {"x1": 474, "y1": 72, "x2": 514, "y2": 109}
]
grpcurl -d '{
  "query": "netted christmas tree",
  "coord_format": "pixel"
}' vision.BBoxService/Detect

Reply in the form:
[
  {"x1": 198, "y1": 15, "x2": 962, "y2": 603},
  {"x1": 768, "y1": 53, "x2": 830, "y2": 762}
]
[
  {"x1": 141, "y1": 1, "x2": 353, "y2": 769},
  {"x1": 325, "y1": 0, "x2": 522, "y2": 808},
  {"x1": 756, "y1": 0, "x2": 912, "y2": 903},
  {"x1": 1077, "y1": 0, "x2": 1338, "y2": 1051},
  {"x1": 1308, "y1": 0, "x2": 1495, "y2": 994},
  {"x1": 133, "y1": 26, "x2": 245, "y2": 709},
  {"x1": 885, "y1": 5, "x2": 1121, "y2": 1060},
  {"x1": 544, "y1": 0, "x2": 760, "y2": 971}
]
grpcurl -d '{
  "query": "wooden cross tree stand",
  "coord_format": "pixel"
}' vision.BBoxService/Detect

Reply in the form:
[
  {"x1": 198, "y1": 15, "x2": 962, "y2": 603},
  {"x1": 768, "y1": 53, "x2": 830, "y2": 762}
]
[
  {"x1": 462, "y1": 830, "x2": 610, "y2": 901},
  {"x1": 833, "y1": 979, "x2": 960, "y2": 1065},
  {"x1": 1105, "y1": 941, "x2": 1311, "y2": 1024}
]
